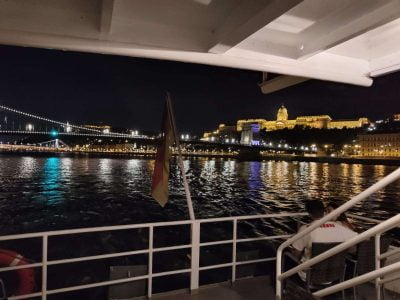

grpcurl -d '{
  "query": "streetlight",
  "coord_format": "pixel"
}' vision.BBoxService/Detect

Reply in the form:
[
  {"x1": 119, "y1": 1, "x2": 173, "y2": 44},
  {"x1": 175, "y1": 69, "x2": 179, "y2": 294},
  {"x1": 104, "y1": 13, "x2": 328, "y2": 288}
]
[{"x1": 26, "y1": 124, "x2": 33, "y2": 131}]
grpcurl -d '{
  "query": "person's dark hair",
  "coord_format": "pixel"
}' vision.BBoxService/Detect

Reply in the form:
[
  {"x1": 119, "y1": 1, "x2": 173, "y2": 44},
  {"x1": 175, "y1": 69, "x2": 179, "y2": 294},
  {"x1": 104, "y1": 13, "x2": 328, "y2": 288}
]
[
  {"x1": 327, "y1": 201, "x2": 339, "y2": 209},
  {"x1": 326, "y1": 201, "x2": 347, "y2": 222},
  {"x1": 305, "y1": 200, "x2": 324, "y2": 219}
]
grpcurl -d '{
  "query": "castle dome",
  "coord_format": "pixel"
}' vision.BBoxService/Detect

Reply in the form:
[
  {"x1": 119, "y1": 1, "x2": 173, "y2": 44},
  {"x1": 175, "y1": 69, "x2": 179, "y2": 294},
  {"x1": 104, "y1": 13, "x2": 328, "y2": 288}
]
[{"x1": 277, "y1": 105, "x2": 288, "y2": 121}]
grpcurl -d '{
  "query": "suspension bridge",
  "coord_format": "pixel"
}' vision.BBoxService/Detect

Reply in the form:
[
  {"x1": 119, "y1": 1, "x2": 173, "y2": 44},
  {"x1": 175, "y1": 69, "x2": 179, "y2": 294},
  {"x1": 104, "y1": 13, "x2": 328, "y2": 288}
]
[
  {"x1": 0, "y1": 104, "x2": 148, "y2": 139},
  {"x1": 0, "y1": 104, "x2": 312, "y2": 156}
]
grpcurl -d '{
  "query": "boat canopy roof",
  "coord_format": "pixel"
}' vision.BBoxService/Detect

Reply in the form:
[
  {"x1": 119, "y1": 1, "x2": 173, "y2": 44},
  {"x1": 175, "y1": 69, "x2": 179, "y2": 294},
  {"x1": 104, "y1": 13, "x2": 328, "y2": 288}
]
[{"x1": 1, "y1": 0, "x2": 400, "y2": 86}]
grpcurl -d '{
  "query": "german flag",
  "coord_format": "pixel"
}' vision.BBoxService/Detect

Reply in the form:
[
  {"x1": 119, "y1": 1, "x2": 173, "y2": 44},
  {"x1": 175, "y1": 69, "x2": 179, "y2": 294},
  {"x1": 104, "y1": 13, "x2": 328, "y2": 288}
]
[{"x1": 151, "y1": 99, "x2": 175, "y2": 207}]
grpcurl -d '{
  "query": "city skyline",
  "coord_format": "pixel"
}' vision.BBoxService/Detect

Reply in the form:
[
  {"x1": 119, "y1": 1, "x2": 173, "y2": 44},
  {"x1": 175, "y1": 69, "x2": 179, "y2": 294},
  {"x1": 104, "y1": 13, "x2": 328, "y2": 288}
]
[{"x1": 1, "y1": 45, "x2": 400, "y2": 134}]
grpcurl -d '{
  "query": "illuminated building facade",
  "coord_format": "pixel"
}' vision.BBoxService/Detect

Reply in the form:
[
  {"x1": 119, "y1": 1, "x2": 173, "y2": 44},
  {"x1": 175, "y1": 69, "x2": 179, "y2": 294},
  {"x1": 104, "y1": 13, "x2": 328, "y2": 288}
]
[
  {"x1": 202, "y1": 124, "x2": 239, "y2": 143},
  {"x1": 237, "y1": 105, "x2": 369, "y2": 132},
  {"x1": 359, "y1": 133, "x2": 400, "y2": 157},
  {"x1": 204, "y1": 106, "x2": 369, "y2": 141},
  {"x1": 240, "y1": 124, "x2": 260, "y2": 146}
]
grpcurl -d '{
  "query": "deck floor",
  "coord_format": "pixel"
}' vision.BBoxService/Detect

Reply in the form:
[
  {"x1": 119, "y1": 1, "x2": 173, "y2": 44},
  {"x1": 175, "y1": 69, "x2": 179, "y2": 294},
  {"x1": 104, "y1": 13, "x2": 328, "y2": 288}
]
[
  {"x1": 152, "y1": 276, "x2": 400, "y2": 300},
  {"x1": 153, "y1": 276, "x2": 275, "y2": 300}
]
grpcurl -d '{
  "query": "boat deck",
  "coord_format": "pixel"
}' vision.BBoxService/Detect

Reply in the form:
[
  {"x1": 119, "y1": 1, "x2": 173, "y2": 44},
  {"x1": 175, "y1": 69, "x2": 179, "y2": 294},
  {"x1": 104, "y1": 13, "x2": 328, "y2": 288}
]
[
  {"x1": 153, "y1": 276, "x2": 274, "y2": 300},
  {"x1": 152, "y1": 276, "x2": 400, "y2": 300}
]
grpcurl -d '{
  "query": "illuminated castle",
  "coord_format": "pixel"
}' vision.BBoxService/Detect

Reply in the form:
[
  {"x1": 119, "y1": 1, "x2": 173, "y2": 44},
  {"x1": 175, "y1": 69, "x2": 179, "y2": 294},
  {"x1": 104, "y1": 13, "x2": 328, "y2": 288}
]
[
  {"x1": 236, "y1": 105, "x2": 369, "y2": 132},
  {"x1": 202, "y1": 105, "x2": 369, "y2": 143}
]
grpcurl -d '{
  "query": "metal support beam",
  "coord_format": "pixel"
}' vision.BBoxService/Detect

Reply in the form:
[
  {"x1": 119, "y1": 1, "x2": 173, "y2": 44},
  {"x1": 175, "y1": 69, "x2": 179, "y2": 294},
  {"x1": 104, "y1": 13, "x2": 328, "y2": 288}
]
[
  {"x1": 259, "y1": 75, "x2": 309, "y2": 94},
  {"x1": 208, "y1": 0, "x2": 303, "y2": 54},
  {"x1": 100, "y1": 0, "x2": 115, "y2": 37}
]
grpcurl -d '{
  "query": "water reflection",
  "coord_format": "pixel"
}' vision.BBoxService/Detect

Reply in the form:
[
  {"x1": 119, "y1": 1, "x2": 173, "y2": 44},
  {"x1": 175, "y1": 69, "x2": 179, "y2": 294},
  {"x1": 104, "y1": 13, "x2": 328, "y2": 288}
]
[
  {"x1": 98, "y1": 158, "x2": 112, "y2": 184},
  {"x1": 40, "y1": 157, "x2": 61, "y2": 205},
  {"x1": 18, "y1": 156, "x2": 37, "y2": 178},
  {"x1": 351, "y1": 164, "x2": 363, "y2": 194},
  {"x1": 0, "y1": 156, "x2": 399, "y2": 234}
]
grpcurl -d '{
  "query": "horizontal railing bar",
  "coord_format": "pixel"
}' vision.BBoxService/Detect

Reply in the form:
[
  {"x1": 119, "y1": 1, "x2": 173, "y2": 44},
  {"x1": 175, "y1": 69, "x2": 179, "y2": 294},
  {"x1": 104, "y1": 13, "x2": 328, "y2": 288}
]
[
  {"x1": 0, "y1": 262, "x2": 42, "y2": 272},
  {"x1": 279, "y1": 214, "x2": 400, "y2": 280},
  {"x1": 199, "y1": 234, "x2": 294, "y2": 247},
  {"x1": 378, "y1": 273, "x2": 400, "y2": 285},
  {"x1": 153, "y1": 244, "x2": 192, "y2": 252},
  {"x1": 152, "y1": 268, "x2": 191, "y2": 277},
  {"x1": 0, "y1": 212, "x2": 307, "y2": 242},
  {"x1": 199, "y1": 262, "x2": 233, "y2": 271},
  {"x1": 313, "y1": 261, "x2": 400, "y2": 298},
  {"x1": 9, "y1": 292, "x2": 43, "y2": 300},
  {"x1": 200, "y1": 240, "x2": 233, "y2": 247},
  {"x1": 198, "y1": 212, "x2": 307, "y2": 224},
  {"x1": 0, "y1": 221, "x2": 191, "y2": 241},
  {"x1": 47, "y1": 249, "x2": 149, "y2": 266},
  {"x1": 46, "y1": 274, "x2": 149, "y2": 295},
  {"x1": 237, "y1": 234, "x2": 292, "y2": 243},
  {"x1": 347, "y1": 213, "x2": 382, "y2": 224},
  {"x1": 379, "y1": 247, "x2": 400, "y2": 260},
  {"x1": 235, "y1": 257, "x2": 276, "y2": 265}
]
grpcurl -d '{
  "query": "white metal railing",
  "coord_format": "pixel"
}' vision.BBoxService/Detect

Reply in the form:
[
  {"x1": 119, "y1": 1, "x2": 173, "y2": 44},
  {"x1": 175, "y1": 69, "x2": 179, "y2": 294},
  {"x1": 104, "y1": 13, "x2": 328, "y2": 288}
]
[
  {"x1": 0, "y1": 212, "x2": 307, "y2": 300},
  {"x1": 276, "y1": 167, "x2": 400, "y2": 300}
]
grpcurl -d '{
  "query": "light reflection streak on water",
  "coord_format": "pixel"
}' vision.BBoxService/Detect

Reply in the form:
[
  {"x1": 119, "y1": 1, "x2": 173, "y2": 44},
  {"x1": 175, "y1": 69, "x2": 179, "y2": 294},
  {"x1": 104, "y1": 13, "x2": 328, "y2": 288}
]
[
  {"x1": 19, "y1": 156, "x2": 37, "y2": 178},
  {"x1": 40, "y1": 157, "x2": 61, "y2": 205},
  {"x1": 98, "y1": 158, "x2": 112, "y2": 184},
  {"x1": 351, "y1": 164, "x2": 363, "y2": 195}
]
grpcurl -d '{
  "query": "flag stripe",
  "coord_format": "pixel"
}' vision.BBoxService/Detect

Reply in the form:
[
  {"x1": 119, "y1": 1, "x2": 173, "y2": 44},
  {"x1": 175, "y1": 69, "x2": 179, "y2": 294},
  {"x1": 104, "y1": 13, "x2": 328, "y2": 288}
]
[{"x1": 151, "y1": 101, "x2": 174, "y2": 206}]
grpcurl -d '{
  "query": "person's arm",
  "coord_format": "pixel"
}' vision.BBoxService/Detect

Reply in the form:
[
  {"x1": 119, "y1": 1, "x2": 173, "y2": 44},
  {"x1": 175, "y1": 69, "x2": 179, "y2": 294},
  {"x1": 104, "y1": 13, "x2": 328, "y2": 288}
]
[
  {"x1": 290, "y1": 247, "x2": 303, "y2": 260},
  {"x1": 291, "y1": 225, "x2": 308, "y2": 260}
]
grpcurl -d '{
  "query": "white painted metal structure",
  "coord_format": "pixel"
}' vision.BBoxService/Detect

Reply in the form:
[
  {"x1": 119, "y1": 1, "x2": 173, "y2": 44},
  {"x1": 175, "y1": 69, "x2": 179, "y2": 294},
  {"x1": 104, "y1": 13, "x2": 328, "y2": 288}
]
[
  {"x1": 276, "y1": 167, "x2": 400, "y2": 300},
  {"x1": 0, "y1": 202, "x2": 398, "y2": 299},
  {"x1": 0, "y1": 212, "x2": 306, "y2": 300},
  {"x1": 1, "y1": 0, "x2": 400, "y2": 86}
]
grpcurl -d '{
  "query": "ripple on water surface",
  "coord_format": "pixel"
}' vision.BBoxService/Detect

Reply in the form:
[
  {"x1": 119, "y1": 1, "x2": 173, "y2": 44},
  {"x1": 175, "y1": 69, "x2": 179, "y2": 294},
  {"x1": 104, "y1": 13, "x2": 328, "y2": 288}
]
[{"x1": 0, "y1": 155, "x2": 399, "y2": 235}]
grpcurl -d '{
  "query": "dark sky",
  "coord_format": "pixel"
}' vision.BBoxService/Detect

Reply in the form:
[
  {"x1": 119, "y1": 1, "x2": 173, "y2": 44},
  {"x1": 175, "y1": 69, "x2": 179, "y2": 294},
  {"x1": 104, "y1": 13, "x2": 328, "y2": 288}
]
[{"x1": 0, "y1": 45, "x2": 399, "y2": 134}]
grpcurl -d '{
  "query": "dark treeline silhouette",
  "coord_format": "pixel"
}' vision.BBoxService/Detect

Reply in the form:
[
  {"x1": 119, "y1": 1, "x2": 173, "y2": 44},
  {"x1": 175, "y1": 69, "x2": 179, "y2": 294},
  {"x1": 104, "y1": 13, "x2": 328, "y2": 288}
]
[{"x1": 261, "y1": 126, "x2": 367, "y2": 149}]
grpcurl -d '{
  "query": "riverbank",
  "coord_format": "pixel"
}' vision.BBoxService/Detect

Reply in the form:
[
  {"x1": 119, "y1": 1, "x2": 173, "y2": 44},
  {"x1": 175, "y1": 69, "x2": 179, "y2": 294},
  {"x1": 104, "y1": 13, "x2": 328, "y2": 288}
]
[
  {"x1": 1, "y1": 149, "x2": 400, "y2": 166},
  {"x1": 262, "y1": 154, "x2": 400, "y2": 166},
  {"x1": 0, "y1": 150, "x2": 235, "y2": 159}
]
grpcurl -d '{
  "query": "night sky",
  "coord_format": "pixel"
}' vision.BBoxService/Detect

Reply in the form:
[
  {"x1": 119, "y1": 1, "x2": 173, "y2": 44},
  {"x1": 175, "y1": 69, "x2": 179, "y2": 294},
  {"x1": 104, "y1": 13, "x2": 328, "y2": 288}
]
[{"x1": 0, "y1": 45, "x2": 399, "y2": 134}]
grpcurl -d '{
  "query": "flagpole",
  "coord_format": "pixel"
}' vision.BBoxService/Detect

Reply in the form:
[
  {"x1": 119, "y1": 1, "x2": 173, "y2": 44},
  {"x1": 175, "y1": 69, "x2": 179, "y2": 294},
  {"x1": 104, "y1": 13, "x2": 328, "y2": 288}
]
[{"x1": 166, "y1": 93, "x2": 195, "y2": 220}]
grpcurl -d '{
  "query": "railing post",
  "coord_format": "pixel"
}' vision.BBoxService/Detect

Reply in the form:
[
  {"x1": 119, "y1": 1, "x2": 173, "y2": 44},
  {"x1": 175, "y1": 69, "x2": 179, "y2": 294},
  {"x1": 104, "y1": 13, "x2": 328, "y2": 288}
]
[
  {"x1": 232, "y1": 219, "x2": 237, "y2": 284},
  {"x1": 276, "y1": 247, "x2": 283, "y2": 300},
  {"x1": 42, "y1": 235, "x2": 48, "y2": 300},
  {"x1": 375, "y1": 234, "x2": 382, "y2": 300},
  {"x1": 190, "y1": 221, "x2": 200, "y2": 293},
  {"x1": 148, "y1": 226, "x2": 154, "y2": 299}
]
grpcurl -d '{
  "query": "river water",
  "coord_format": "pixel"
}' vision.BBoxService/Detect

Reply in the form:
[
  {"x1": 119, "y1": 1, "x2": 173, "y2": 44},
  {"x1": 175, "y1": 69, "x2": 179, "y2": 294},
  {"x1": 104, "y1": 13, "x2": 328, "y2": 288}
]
[{"x1": 0, "y1": 154, "x2": 399, "y2": 235}]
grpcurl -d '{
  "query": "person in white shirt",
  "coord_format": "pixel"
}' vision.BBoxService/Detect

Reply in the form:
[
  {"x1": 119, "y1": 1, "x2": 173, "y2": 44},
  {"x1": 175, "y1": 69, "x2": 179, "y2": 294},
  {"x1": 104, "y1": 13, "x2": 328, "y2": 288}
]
[{"x1": 290, "y1": 200, "x2": 358, "y2": 281}]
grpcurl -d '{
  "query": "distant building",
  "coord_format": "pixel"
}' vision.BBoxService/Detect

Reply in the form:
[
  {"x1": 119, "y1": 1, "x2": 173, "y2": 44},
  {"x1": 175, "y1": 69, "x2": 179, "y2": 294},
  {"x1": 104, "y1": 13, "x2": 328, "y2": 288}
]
[
  {"x1": 84, "y1": 124, "x2": 112, "y2": 133},
  {"x1": 203, "y1": 106, "x2": 369, "y2": 142},
  {"x1": 328, "y1": 118, "x2": 370, "y2": 129},
  {"x1": 201, "y1": 124, "x2": 239, "y2": 143},
  {"x1": 240, "y1": 123, "x2": 260, "y2": 146},
  {"x1": 393, "y1": 114, "x2": 400, "y2": 121},
  {"x1": 236, "y1": 105, "x2": 369, "y2": 132},
  {"x1": 359, "y1": 133, "x2": 400, "y2": 157}
]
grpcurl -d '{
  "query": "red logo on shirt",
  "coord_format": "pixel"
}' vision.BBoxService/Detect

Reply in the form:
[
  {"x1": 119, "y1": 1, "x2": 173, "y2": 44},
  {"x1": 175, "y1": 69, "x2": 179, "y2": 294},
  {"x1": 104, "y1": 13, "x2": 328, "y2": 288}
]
[{"x1": 320, "y1": 223, "x2": 335, "y2": 228}]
